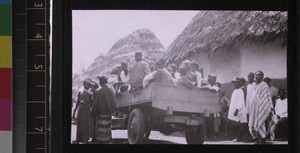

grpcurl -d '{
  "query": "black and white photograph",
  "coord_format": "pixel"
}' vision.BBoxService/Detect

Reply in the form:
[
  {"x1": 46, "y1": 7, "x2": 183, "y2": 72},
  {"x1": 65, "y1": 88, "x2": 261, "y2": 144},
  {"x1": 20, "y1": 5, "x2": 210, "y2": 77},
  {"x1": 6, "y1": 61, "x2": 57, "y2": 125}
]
[{"x1": 70, "y1": 10, "x2": 288, "y2": 145}]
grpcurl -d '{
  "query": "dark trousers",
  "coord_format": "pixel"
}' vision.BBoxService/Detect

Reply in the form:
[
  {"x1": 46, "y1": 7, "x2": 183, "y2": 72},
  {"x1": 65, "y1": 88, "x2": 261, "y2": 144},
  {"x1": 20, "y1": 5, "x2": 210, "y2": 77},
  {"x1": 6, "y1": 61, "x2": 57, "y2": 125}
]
[
  {"x1": 220, "y1": 118, "x2": 229, "y2": 135},
  {"x1": 237, "y1": 123, "x2": 247, "y2": 140},
  {"x1": 204, "y1": 114, "x2": 215, "y2": 138}
]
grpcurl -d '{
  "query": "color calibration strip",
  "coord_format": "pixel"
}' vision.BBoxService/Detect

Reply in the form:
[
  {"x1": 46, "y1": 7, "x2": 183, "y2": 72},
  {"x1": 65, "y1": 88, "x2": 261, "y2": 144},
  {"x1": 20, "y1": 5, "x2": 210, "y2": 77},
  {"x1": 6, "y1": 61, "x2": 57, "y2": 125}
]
[{"x1": 0, "y1": 0, "x2": 12, "y2": 153}]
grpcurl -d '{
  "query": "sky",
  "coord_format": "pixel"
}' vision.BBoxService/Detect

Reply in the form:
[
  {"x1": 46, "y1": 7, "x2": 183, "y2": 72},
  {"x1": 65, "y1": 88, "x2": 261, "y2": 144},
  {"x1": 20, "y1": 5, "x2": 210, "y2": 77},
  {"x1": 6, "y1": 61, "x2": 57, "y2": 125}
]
[{"x1": 72, "y1": 10, "x2": 199, "y2": 74}]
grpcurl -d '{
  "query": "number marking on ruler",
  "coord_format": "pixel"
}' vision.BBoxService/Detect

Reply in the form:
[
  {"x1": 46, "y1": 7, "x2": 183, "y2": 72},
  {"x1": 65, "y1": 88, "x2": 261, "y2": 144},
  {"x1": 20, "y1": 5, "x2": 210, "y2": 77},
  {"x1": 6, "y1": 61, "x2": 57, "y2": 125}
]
[{"x1": 26, "y1": 0, "x2": 48, "y2": 153}]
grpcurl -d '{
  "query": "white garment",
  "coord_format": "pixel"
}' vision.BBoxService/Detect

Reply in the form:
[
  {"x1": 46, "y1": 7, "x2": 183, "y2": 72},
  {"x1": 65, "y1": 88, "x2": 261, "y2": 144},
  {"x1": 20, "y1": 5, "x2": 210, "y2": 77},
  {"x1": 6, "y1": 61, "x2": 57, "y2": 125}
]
[
  {"x1": 228, "y1": 88, "x2": 247, "y2": 123},
  {"x1": 203, "y1": 84, "x2": 220, "y2": 92},
  {"x1": 275, "y1": 98, "x2": 288, "y2": 118},
  {"x1": 195, "y1": 71, "x2": 202, "y2": 87},
  {"x1": 246, "y1": 82, "x2": 255, "y2": 115},
  {"x1": 175, "y1": 72, "x2": 180, "y2": 80},
  {"x1": 120, "y1": 71, "x2": 129, "y2": 82},
  {"x1": 143, "y1": 71, "x2": 155, "y2": 88}
]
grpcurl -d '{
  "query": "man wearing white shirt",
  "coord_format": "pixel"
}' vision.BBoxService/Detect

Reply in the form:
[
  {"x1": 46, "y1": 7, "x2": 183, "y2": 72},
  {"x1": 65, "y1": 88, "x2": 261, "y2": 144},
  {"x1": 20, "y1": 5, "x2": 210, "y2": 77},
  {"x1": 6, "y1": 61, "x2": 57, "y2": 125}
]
[
  {"x1": 228, "y1": 77, "x2": 247, "y2": 142},
  {"x1": 268, "y1": 89, "x2": 288, "y2": 140}
]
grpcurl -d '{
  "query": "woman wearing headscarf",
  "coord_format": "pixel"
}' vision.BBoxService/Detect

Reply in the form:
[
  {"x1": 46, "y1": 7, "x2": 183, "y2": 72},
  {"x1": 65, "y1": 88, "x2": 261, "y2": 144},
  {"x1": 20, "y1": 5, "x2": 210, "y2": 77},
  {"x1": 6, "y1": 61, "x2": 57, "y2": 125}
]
[{"x1": 73, "y1": 80, "x2": 93, "y2": 144}]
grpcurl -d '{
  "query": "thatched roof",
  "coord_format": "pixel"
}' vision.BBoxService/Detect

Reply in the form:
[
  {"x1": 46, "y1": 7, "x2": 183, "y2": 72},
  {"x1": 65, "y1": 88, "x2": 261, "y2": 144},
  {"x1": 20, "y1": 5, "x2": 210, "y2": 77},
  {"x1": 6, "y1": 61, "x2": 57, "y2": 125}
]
[{"x1": 166, "y1": 11, "x2": 287, "y2": 62}]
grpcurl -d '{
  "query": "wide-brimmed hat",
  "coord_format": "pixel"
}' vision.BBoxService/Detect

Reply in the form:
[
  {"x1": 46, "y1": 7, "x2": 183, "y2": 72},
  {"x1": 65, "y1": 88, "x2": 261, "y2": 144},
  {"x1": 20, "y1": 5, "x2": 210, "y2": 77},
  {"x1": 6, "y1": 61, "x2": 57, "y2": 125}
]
[{"x1": 135, "y1": 52, "x2": 143, "y2": 60}]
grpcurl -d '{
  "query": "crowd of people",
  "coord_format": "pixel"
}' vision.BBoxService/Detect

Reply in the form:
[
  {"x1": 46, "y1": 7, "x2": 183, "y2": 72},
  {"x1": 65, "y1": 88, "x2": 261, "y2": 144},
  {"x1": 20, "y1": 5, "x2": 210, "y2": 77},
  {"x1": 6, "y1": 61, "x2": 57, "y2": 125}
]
[
  {"x1": 219, "y1": 71, "x2": 288, "y2": 144},
  {"x1": 72, "y1": 51, "x2": 288, "y2": 144}
]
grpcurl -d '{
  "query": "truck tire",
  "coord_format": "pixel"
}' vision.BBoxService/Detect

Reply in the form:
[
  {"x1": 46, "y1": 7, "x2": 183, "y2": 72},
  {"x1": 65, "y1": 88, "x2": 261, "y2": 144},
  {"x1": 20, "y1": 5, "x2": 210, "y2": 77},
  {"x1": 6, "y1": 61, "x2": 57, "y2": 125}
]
[
  {"x1": 127, "y1": 109, "x2": 146, "y2": 144},
  {"x1": 143, "y1": 129, "x2": 151, "y2": 140},
  {"x1": 185, "y1": 124, "x2": 206, "y2": 144}
]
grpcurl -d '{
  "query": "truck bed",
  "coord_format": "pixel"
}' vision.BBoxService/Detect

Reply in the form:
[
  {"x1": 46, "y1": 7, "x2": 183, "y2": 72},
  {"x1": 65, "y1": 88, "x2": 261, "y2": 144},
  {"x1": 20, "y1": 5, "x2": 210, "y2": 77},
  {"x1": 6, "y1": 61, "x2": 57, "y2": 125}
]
[{"x1": 116, "y1": 83, "x2": 221, "y2": 114}]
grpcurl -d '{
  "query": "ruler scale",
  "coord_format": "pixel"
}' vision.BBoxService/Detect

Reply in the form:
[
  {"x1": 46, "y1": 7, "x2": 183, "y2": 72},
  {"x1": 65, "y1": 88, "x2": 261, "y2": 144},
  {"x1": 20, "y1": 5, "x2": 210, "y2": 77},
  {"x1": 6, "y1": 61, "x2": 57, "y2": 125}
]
[
  {"x1": 12, "y1": 0, "x2": 27, "y2": 152},
  {"x1": 26, "y1": 0, "x2": 49, "y2": 153}
]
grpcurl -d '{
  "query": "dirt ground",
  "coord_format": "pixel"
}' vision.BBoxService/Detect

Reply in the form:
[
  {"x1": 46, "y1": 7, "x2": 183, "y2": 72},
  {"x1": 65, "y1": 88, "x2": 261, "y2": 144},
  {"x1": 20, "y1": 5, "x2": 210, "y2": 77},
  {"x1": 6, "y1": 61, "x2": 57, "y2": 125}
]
[{"x1": 71, "y1": 124, "x2": 288, "y2": 145}]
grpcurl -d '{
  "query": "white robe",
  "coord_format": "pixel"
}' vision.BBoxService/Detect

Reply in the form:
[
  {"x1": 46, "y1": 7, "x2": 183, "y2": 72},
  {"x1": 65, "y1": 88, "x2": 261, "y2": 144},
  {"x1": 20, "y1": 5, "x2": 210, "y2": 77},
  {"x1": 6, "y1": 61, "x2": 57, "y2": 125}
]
[
  {"x1": 228, "y1": 88, "x2": 247, "y2": 123},
  {"x1": 246, "y1": 83, "x2": 255, "y2": 116}
]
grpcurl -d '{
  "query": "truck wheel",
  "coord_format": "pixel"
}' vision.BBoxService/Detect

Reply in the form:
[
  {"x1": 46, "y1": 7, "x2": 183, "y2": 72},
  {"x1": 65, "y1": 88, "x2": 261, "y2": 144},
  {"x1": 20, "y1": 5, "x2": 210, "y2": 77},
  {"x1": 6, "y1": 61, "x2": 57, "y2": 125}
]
[
  {"x1": 143, "y1": 129, "x2": 151, "y2": 140},
  {"x1": 185, "y1": 124, "x2": 206, "y2": 144},
  {"x1": 127, "y1": 109, "x2": 145, "y2": 144}
]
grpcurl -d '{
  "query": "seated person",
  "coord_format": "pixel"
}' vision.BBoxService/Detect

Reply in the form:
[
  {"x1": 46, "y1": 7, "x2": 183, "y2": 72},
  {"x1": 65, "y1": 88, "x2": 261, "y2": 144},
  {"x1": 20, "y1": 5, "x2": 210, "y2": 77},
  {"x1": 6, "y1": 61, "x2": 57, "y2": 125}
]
[
  {"x1": 201, "y1": 77, "x2": 209, "y2": 86},
  {"x1": 191, "y1": 60, "x2": 203, "y2": 87},
  {"x1": 181, "y1": 60, "x2": 197, "y2": 86},
  {"x1": 111, "y1": 61, "x2": 129, "y2": 82},
  {"x1": 268, "y1": 89, "x2": 288, "y2": 140},
  {"x1": 201, "y1": 74, "x2": 220, "y2": 92},
  {"x1": 111, "y1": 61, "x2": 130, "y2": 93},
  {"x1": 167, "y1": 64, "x2": 180, "y2": 80},
  {"x1": 177, "y1": 66, "x2": 196, "y2": 89},
  {"x1": 143, "y1": 59, "x2": 174, "y2": 88}
]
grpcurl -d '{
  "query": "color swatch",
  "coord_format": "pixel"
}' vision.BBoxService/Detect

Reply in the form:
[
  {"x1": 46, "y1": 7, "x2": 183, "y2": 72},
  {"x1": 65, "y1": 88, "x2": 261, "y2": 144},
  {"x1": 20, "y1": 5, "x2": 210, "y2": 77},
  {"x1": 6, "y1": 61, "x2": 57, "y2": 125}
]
[{"x1": 0, "y1": 0, "x2": 12, "y2": 152}]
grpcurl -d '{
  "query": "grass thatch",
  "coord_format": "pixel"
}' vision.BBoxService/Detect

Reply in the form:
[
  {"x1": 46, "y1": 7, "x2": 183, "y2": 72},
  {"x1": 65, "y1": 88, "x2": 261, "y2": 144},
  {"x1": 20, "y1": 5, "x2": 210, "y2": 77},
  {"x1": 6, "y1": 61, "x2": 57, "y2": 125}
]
[{"x1": 166, "y1": 11, "x2": 287, "y2": 63}]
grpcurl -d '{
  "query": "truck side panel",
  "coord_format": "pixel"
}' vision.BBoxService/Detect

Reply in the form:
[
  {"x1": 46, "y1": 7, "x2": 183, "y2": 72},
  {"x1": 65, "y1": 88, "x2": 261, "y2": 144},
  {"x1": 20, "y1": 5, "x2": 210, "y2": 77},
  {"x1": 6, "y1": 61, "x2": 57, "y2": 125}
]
[{"x1": 152, "y1": 83, "x2": 221, "y2": 113}]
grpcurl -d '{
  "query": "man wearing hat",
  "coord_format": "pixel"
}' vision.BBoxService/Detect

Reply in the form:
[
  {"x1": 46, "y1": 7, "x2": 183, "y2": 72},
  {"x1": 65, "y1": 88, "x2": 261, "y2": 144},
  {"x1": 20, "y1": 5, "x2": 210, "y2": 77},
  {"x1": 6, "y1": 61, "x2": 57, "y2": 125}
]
[
  {"x1": 129, "y1": 52, "x2": 151, "y2": 90},
  {"x1": 245, "y1": 72, "x2": 257, "y2": 141},
  {"x1": 142, "y1": 59, "x2": 174, "y2": 88},
  {"x1": 91, "y1": 75, "x2": 116, "y2": 144},
  {"x1": 228, "y1": 77, "x2": 247, "y2": 142}
]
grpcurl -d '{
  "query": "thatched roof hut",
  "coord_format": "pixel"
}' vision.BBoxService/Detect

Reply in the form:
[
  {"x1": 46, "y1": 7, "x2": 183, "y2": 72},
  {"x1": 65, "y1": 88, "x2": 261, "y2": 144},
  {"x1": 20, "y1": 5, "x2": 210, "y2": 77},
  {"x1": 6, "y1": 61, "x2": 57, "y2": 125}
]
[
  {"x1": 167, "y1": 11, "x2": 287, "y2": 61},
  {"x1": 166, "y1": 11, "x2": 287, "y2": 84}
]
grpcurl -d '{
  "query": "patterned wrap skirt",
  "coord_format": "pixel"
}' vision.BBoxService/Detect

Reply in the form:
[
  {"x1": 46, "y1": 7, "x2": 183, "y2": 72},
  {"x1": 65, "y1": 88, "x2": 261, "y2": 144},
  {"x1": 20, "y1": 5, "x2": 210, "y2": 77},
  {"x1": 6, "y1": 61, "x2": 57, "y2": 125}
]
[{"x1": 96, "y1": 114, "x2": 112, "y2": 144}]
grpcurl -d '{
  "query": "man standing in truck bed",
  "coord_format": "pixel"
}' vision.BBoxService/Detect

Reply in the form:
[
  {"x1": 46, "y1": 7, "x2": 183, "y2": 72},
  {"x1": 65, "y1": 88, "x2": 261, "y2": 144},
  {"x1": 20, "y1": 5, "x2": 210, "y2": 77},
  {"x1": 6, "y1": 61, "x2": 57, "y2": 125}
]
[{"x1": 129, "y1": 52, "x2": 151, "y2": 91}]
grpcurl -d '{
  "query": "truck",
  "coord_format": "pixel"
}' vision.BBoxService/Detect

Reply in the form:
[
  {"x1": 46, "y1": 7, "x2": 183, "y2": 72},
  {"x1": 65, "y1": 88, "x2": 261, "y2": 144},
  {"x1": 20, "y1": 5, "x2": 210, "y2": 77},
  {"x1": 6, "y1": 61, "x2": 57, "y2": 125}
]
[{"x1": 112, "y1": 82, "x2": 221, "y2": 144}]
